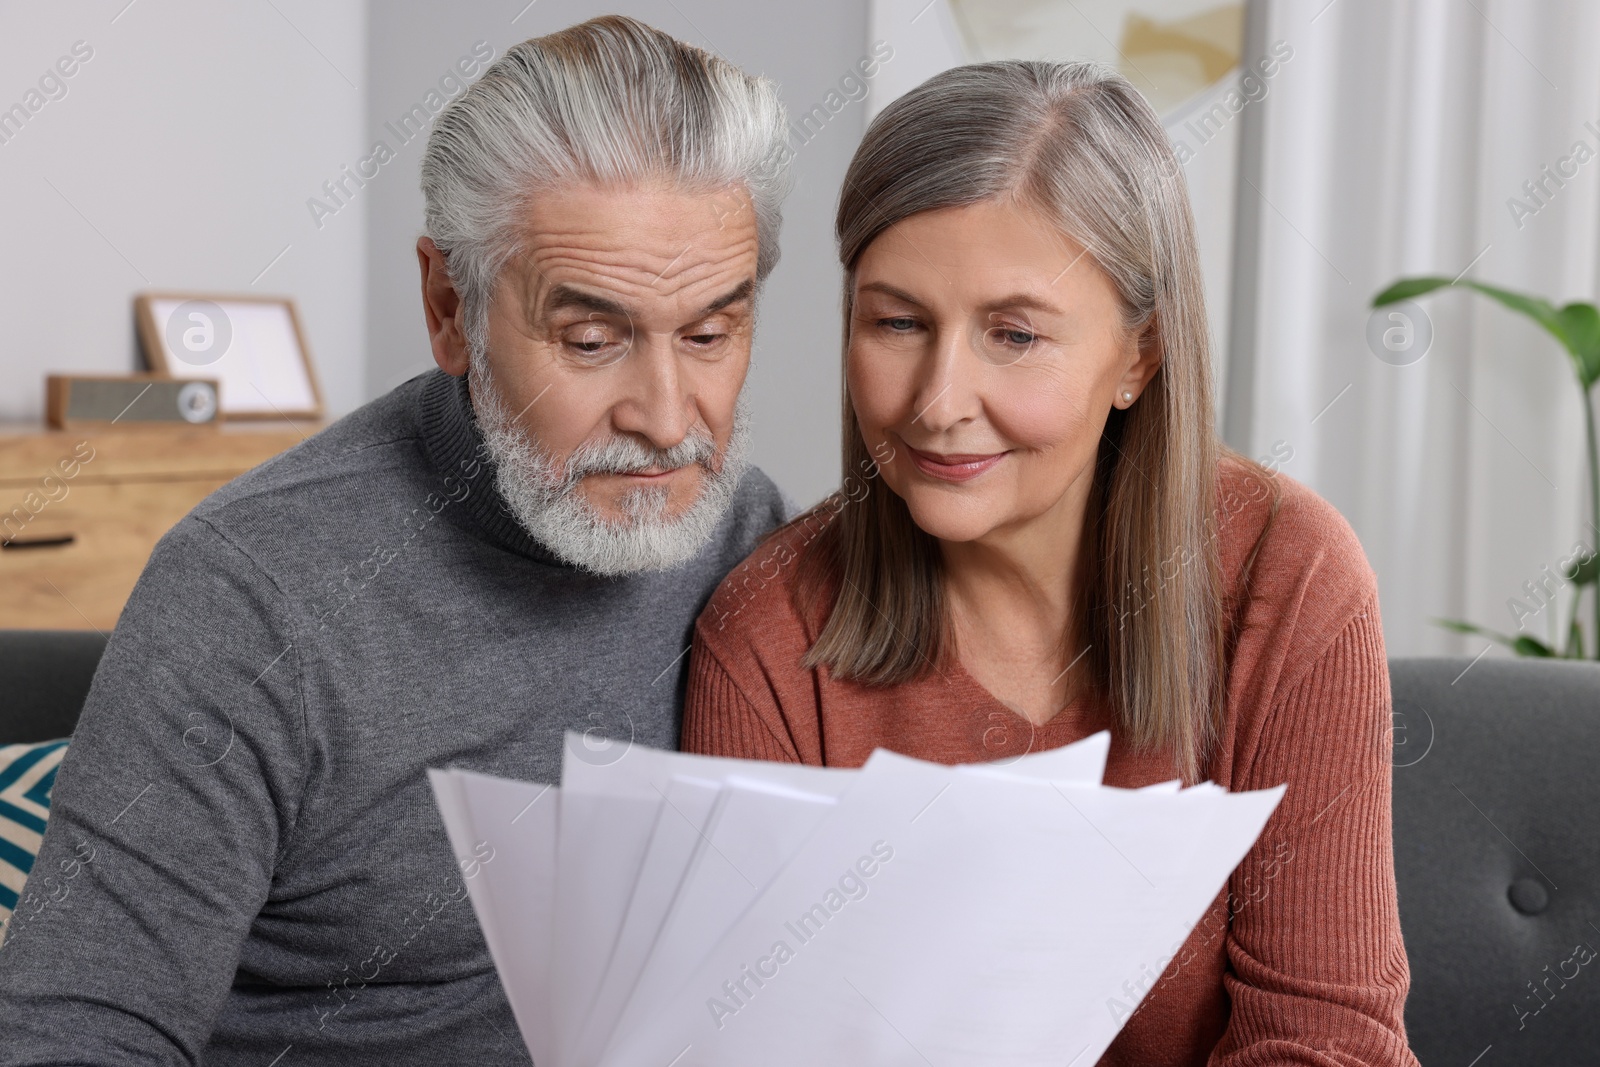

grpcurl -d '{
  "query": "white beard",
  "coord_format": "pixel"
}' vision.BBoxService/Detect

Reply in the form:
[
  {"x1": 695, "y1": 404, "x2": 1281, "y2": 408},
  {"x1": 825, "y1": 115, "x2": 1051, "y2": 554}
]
[{"x1": 468, "y1": 354, "x2": 750, "y2": 577}]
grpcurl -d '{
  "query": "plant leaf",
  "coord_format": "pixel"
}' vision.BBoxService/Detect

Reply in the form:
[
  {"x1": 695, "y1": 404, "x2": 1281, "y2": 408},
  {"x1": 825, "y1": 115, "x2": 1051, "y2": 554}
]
[
  {"x1": 1373, "y1": 277, "x2": 1455, "y2": 306},
  {"x1": 1433, "y1": 617, "x2": 1493, "y2": 635},
  {"x1": 1372, "y1": 278, "x2": 1600, "y2": 387},
  {"x1": 1432, "y1": 617, "x2": 1556, "y2": 657},
  {"x1": 1555, "y1": 302, "x2": 1600, "y2": 388},
  {"x1": 1569, "y1": 552, "x2": 1600, "y2": 587},
  {"x1": 1455, "y1": 282, "x2": 1566, "y2": 345},
  {"x1": 1514, "y1": 634, "x2": 1558, "y2": 657}
]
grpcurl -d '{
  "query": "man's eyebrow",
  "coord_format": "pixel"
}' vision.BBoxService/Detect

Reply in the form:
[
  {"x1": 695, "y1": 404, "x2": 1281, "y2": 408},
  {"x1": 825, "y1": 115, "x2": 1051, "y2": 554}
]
[
  {"x1": 539, "y1": 279, "x2": 754, "y2": 320},
  {"x1": 697, "y1": 278, "x2": 755, "y2": 317},
  {"x1": 542, "y1": 284, "x2": 631, "y2": 318}
]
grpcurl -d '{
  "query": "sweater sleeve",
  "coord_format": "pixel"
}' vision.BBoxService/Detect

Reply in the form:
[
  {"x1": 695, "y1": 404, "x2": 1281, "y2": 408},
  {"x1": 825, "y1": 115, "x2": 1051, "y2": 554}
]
[
  {"x1": 682, "y1": 626, "x2": 802, "y2": 763},
  {"x1": 0, "y1": 516, "x2": 307, "y2": 1065},
  {"x1": 1208, "y1": 598, "x2": 1418, "y2": 1067}
]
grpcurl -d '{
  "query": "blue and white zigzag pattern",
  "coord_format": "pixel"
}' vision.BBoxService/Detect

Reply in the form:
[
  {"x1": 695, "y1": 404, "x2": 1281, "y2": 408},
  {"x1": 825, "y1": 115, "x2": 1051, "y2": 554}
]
[{"x1": 0, "y1": 741, "x2": 68, "y2": 922}]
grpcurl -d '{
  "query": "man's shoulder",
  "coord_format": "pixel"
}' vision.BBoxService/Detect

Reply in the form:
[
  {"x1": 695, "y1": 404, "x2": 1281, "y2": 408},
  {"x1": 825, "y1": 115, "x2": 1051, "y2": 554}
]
[
  {"x1": 152, "y1": 375, "x2": 448, "y2": 602},
  {"x1": 195, "y1": 374, "x2": 432, "y2": 522}
]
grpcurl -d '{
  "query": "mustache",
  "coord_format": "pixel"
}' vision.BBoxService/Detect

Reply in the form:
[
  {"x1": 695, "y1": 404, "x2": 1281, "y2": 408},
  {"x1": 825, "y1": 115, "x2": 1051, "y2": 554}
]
[{"x1": 560, "y1": 430, "x2": 719, "y2": 484}]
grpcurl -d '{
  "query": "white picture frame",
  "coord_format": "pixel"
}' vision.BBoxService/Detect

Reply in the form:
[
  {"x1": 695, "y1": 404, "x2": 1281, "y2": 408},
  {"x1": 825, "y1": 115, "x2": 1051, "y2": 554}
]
[{"x1": 135, "y1": 291, "x2": 324, "y2": 421}]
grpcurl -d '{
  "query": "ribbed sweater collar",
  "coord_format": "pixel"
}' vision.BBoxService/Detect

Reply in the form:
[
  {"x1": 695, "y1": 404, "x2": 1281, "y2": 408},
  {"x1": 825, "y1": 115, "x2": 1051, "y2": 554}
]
[{"x1": 415, "y1": 368, "x2": 561, "y2": 565}]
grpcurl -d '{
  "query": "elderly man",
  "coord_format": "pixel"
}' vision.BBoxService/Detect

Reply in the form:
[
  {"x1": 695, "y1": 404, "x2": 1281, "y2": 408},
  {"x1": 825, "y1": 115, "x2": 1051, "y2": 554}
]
[{"x1": 0, "y1": 17, "x2": 791, "y2": 1065}]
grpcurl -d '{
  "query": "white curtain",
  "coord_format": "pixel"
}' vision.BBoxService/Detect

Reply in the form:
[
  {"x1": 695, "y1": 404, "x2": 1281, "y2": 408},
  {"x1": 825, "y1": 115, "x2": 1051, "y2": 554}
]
[{"x1": 1228, "y1": 0, "x2": 1600, "y2": 657}]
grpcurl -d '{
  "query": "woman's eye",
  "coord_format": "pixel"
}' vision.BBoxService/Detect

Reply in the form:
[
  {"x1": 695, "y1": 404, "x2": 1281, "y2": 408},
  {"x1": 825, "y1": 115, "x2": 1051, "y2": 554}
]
[
  {"x1": 879, "y1": 316, "x2": 918, "y2": 332},
  {"x1": 977, "y1": 324, "x2": 1043, "y2": 366},
  {"x1": 685, "y1": 332, "x2": 722, "y2": 346}
]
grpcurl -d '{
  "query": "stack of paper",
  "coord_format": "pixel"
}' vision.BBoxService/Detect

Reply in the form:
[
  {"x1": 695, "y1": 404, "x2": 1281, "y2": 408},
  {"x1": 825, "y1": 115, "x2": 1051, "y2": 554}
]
[{"x1": 429, "y1": 731, "x2": 1282, "y2": 1066}]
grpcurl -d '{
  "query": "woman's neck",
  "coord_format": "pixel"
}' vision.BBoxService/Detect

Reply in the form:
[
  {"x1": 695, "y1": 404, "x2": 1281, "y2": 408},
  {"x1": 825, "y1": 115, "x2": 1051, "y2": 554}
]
[{"x1": 940, "y1": 480, "x2": 1094, "y2": 726}]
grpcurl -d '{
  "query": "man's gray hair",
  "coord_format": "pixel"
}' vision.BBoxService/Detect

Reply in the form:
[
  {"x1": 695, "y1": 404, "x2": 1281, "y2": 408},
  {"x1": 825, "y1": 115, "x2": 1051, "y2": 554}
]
[{"x1": 420, "y1": 16, "x2": 792, "y2": 356}]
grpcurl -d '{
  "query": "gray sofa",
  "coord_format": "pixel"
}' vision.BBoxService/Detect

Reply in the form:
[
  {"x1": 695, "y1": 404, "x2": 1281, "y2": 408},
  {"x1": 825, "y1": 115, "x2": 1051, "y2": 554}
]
[
  {"x1": 1388, "y1": 657, "x2": 1599, "y2": 1062},
  {"x1": 3, "y1": 631, "x2": 1596, "y2": 1062},
  {"x1": 0, "y1": 629, "x2": 106, "y2": 744}
]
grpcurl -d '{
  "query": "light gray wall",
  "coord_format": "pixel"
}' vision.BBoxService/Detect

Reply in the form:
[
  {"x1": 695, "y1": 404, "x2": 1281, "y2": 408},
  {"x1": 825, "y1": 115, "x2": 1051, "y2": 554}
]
[
  {"x1": 364, "y1": 0, "x2": 871, "y2": 508},
  {"x1": 0, "y1": 0, "x2": 368, "y2": 422},
  {"x1": 0, "y1": 2, "x2": 860, "y2": 507}
]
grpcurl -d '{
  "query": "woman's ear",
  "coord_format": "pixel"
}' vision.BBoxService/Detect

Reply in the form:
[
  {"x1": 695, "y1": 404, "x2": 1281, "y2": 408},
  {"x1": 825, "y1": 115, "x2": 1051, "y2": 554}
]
[
  {"x1": 418, "y1": 236, "x2": 471, "y2": 377},
  {"x1": 1116, "y1": 312, "x2": 1163, "y2": 406}
]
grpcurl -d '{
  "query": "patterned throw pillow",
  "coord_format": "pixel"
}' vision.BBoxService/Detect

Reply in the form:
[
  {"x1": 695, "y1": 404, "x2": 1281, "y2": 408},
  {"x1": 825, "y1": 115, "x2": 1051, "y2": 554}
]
[{"x1": 0, "y1": 740, "x2": 69, "y2": 940}]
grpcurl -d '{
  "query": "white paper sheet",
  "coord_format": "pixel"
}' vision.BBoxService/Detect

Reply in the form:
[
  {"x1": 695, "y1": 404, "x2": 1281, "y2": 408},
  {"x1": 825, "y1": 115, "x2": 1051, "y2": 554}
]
[
  {"x1": 609, "y1": 777, "x2": 839, "y2": 1052},
  {"x1": 443, "y1": 768, "x2": 559, "y2": 1065},
  {"x1": 570, "y1": 775, "x2": 724, "y2": 1066},
  {"x1": 427, "y1": 729, "x2": 1280, "y2": 1067},
  {"x1": 603, "y1": 751, "x2": 1281, "y2": 1067}
]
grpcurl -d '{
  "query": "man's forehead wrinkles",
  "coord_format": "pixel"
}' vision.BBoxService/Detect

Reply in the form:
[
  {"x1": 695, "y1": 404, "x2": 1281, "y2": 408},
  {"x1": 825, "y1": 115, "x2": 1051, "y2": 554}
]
[
  {"x1": 525, "y1": 226, "x2": 752, "y2": 259},
  {"x1": 646, "y1": 241, "x2": 758, "y2": 292},
  {"x1": 530, "y1": 256, "x2": 749, "y2": 294},
  {"x1": 527, "y1": 267, "x2": 754, "y2": 323},
  {"x1": 530, "y1": 243, "x2": 754, "y2": 272},
  {"x1": 527, "y1": 235, "x2": 757, "y2": 275},
  {"x1": 528, "y1": 242, "x2": 758, "y2": 302}
]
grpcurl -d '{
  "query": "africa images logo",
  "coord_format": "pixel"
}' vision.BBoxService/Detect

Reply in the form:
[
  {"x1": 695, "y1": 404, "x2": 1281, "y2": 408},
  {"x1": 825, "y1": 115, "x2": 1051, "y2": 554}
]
[
  {"x1": 164, "y1": 300, "x2": 232, "y2": 367},
  {"x1": 705, "y1": 841, "x2": 895, "y2": 1031}
]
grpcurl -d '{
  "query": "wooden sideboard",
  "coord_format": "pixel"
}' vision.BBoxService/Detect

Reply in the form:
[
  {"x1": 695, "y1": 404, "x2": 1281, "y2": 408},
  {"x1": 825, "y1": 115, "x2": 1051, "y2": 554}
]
[{"x1": 0, "y1": 422, "x2": 317, "y2": 631}]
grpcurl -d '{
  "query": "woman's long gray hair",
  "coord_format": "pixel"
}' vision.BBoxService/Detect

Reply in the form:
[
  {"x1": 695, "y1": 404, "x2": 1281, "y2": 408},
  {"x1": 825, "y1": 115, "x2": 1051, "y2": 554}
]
[{"x1": 804, "y1": 60, "x2": 1275, "y2": 783}]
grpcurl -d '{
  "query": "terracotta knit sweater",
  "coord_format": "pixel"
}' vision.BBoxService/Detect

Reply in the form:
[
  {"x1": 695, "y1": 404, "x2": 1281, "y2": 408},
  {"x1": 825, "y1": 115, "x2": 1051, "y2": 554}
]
[{"x1": 682, "y1": 456, "x2": 1418, "y2": 1066}]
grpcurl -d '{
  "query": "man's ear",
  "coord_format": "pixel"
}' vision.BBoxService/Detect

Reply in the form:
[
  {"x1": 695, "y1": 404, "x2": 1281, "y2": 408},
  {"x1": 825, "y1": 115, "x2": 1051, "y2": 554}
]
[{"x1": 418, "y1": 236, "x2": 471, "y2": 376}]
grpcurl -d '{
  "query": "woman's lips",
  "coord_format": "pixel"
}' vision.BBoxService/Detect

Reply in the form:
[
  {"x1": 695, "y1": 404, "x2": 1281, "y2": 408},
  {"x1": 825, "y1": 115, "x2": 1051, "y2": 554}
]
[{"x1": 906, "y1": 445, "x2": 1007, "y2": 483}]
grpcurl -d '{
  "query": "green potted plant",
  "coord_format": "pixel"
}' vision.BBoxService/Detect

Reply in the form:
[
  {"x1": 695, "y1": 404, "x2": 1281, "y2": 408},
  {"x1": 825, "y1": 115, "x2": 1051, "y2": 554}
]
[{"x1": 1372, "y1": 277, "x2": 1599, "y2": 659}]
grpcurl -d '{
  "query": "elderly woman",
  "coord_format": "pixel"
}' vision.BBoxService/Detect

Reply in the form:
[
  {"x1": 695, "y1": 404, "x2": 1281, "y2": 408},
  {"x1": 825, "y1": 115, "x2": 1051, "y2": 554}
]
[{"x1": 683, "y1": 60, "x2": 1417, "y2": 1065}]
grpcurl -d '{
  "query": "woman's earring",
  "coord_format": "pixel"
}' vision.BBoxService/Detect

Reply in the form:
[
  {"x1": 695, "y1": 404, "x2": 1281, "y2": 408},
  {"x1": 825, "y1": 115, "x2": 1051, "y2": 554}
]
[{"x1": 1122, "y1": 391, "x2": 1133, "y2": 405}]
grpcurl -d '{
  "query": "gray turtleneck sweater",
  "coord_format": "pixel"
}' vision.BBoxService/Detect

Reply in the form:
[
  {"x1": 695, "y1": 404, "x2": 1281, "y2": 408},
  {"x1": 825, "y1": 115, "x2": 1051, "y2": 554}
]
[{"x1": 0, "y1": 369, "x2": 788, "y2": 1065}]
